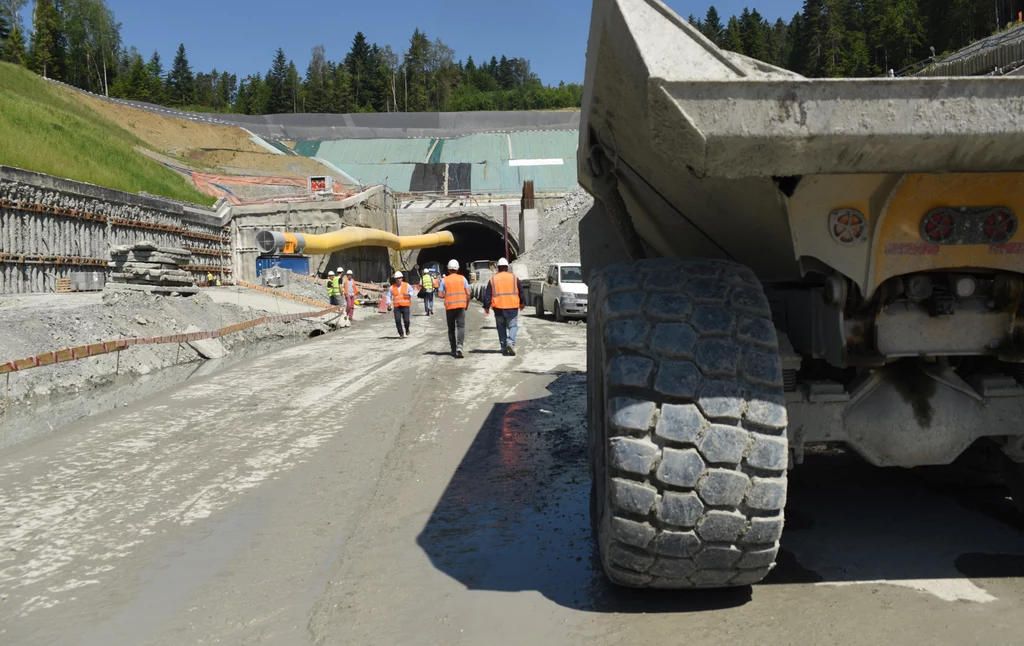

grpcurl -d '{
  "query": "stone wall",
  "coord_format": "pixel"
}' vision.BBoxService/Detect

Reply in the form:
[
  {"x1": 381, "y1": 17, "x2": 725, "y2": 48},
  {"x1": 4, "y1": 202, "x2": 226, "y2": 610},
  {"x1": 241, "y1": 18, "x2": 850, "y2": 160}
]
[
  {"x1": 229, "y1": 184, "x2": 396, "y2": 283},
  {"x1": 0, "y1": 166, "x2": 228, "y2": 294}
]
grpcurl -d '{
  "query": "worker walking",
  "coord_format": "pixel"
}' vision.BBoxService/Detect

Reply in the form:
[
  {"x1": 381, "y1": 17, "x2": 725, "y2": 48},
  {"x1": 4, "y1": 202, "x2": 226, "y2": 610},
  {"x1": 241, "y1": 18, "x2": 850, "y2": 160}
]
[
  {"x1": 386, "y1": 271, "x2": 414, "y2": 338},
  {"x1": 438, "y1": 259, "x2": 470, "y2": 358},
  {"x1": 421, "y1": 269, "x2": 436, "y2": 316},
  {"x1": 206, "y1": 271, "x2": 214, "y2": 286},
  {"x1": 342, "y1": 269, "x2": 360, "y2": 320},
  {"x1": 326, "y1": 270, "x2": 340, "y2": 307},
  {"x1": 483, "y1": 258, "x2": 526, "y2": 356}
]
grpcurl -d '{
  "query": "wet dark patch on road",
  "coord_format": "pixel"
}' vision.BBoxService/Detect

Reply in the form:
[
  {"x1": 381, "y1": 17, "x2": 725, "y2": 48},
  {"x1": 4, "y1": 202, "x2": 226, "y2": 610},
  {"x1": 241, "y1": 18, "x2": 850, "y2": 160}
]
[
  {"x1": 417, "y1": 371, "x2": 597, "y2": 609},
  {"x1": 416, "y1": 368, "x2": 752, "y2": 612}
]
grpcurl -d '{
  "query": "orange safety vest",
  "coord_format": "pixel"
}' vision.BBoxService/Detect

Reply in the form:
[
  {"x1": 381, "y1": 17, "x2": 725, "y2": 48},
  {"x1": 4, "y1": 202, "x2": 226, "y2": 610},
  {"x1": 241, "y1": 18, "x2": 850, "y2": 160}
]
[
  {"x1": 342, "y1": 276, "x2": 360, "y2": 296},
  {"x1": 489, "y1": 271, "x2": 520, "y2": 310},
  {"x1": 442, "y1": 274, "x2": 469, "y2": 310},
  {"x1": 391, "y1": 282, "x2": 412, "y2": 307}
]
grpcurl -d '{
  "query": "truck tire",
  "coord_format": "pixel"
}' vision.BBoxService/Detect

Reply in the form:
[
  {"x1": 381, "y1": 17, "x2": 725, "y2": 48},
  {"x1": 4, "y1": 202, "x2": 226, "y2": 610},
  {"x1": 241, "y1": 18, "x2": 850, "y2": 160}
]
[
  {"x1": 555, "y1": 301, "x2": 565, "y2": 323},
  {"x1": 587, "y1": 258, "x2": 788, "y2": 588},
  {"x1": 535, "y1": 296, "x2": 545, "y2": 317}
]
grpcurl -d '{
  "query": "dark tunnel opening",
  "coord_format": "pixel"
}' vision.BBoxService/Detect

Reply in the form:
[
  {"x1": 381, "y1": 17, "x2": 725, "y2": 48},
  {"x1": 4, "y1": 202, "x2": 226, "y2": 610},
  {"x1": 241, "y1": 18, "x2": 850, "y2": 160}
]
[{"x1": 415, "y1": 222, "x2": 518, "y2": 279}]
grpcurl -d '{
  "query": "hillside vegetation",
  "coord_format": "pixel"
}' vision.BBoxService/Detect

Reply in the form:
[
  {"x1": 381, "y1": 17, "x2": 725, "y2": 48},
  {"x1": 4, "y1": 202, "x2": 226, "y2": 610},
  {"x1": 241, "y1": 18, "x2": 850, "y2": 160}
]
[{"x1": 0, "y1": 62, "x2": 214, "y2": 205}]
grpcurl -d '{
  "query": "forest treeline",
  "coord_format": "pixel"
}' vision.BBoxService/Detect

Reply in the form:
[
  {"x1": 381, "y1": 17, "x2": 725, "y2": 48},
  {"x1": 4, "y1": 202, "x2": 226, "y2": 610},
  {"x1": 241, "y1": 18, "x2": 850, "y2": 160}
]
[
  {"x1": 0, "y1": 0, "x2": 582, "y2": 113},
  {"x1": 1, "y1": 0, "x2": 1018, "y2": 117},
  {"x1": 687, "y1": 0, "x2": 1023, "y2": 77}
]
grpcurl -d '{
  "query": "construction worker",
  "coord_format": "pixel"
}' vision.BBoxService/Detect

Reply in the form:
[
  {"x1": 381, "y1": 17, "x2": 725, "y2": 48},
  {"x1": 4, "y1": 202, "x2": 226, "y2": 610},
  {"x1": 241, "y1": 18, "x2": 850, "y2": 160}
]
[
  {"x1": 342, "y1": 269, "x2": 360, "y2": 320},
  {"x1": 326, "y1": 270, "x2": 340, "y2": 306},
  {"x1": 483, "y1": 258, "x2": 526, "y2": 356},
  {"x1": 206, "y1": 271, "x2": 214, "y2": 286},
  {"x1": 421, "y1": 268, "x2": 436, "y2": 316},
  {"x1": 438, "y1": 259, "x2": 470, "y2": 358},
  {"x1": 386, "y1": 271, "x2": 414, "y2": 338}
]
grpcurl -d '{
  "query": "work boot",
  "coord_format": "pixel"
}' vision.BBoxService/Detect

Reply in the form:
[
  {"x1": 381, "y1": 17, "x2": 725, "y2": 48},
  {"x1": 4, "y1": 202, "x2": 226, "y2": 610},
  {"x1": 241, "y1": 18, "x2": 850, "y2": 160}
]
[
  {"x1": 507, "y1": 344, "x2": 517, "y2": 356},
  {"x1": 456, "y1": 348, "x2": 464, "y2": 359}
]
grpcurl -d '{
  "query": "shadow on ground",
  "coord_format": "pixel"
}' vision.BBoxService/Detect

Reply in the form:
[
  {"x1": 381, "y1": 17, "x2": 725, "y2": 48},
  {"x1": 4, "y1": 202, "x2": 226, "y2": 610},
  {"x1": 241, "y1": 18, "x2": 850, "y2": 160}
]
[{"x1": 416, "y1": 371, "x2": 1024, "y2": 612}]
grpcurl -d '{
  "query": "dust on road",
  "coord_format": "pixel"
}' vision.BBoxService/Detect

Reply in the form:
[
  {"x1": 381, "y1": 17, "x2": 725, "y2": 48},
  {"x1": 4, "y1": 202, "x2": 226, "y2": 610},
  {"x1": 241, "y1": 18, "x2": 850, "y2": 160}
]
[{"x1": 2, "y1": 308, "x2": 1024, "y2": 645}]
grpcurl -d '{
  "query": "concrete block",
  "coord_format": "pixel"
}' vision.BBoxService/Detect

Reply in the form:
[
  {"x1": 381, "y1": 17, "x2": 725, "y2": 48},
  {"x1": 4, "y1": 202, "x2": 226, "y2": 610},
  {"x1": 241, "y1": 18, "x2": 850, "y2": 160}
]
[{"x1": 184, "y1": 324, "x2": 227, "y2": 359}]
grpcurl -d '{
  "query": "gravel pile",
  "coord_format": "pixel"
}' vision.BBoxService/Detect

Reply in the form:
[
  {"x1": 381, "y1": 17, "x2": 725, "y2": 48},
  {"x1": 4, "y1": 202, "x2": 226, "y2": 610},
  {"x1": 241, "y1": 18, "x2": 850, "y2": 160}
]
[
  {"x1": 516, "y1": 186, "x2": 594, "y2": 278},
  {"x1": 280, "y1": 276, "x2": 331, "y2": 303}
]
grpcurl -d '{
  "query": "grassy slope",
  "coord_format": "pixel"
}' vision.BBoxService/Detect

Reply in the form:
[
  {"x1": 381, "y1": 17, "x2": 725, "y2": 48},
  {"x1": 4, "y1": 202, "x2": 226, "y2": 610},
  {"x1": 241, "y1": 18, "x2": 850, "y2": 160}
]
[{"x1": 0, "y1": 63, "x2": 214, "y2": 206}]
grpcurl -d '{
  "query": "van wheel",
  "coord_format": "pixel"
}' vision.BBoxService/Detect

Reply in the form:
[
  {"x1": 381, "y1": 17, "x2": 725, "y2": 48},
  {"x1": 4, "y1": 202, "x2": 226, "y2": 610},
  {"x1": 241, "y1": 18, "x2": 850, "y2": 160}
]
[{"x1": 588, "y1": 258, "x2": 788, "y2": 588}]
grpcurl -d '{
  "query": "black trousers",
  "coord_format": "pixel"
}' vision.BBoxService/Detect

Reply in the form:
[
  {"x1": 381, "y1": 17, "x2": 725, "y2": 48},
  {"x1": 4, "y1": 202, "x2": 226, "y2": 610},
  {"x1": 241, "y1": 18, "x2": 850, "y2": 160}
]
[
  {"x1": 393, "y1": 305, "x2": 411, "y2": 336},
  {"x1": 446, "y1": 307, "x2": 466, "y2": 352}
]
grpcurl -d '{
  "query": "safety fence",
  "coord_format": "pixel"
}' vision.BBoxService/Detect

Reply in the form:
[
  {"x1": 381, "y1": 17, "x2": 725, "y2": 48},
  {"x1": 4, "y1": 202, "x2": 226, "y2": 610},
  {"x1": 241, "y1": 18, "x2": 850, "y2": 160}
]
[
  {"x1": 267, "y1": 271, "x2": 386, "y2": 303},
  {"x1": 1, "y1": 293, "x2": 343, "y2": 375},
  {"x1": 152, "y1": 159, "x2": 364, "y2": 206}
]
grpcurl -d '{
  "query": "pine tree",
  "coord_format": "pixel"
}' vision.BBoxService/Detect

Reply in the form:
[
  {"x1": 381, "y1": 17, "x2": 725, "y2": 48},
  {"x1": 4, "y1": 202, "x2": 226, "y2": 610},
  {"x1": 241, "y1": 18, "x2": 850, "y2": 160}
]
[
  {"x1": 404, "y1": 29, "x2": 431, "y2": 112},
  {"x1": 126, "y1": 54, "x2": 150, "y2": 100},
  {"x1": 345, "y1": 31, "x2": 372, "y2": 106},
  {"x1": 285, "y1": 60, "x2": 300, "y2": 112},
  {"x1": 4, "y1": 21, "x2": 25, "y2": 64},
  {"x1": 740, "y1": 8, "x2": 768, "y2": 59},
  {"x1": 168, "y1": 43, "x2": 195, "y2": 106},
  {"x1": 29, "y1": 0, "x2": 61, "y2": 77},
  {"x1": 304, "y1": 44, "x2": 329, "y2": 113},
  {"x1": 266, "y1": 47, "x2": 289, "y2": 113},
  {"x1": 702, "y1": 6, "x2": 725, "y2": 44},
  {"x1": 145, "y1": 50, "x2": 165, "y2": 103},
  {"x1": 330, "y1": 62, "x2": 354, "y2": 113},
  {"x1": 722, "y1": 16, "x2": 744, "y2": 53}
]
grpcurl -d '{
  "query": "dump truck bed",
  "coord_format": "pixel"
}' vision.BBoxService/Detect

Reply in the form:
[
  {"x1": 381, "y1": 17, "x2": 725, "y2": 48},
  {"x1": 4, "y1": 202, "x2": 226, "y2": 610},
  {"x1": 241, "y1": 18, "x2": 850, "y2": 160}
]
[
  {"x1": 579, "y1": 0, "x2": 1024, "y2": 180},
  {"x1": 577, "y1": 0, "x2": 1024, "y2": 283}
]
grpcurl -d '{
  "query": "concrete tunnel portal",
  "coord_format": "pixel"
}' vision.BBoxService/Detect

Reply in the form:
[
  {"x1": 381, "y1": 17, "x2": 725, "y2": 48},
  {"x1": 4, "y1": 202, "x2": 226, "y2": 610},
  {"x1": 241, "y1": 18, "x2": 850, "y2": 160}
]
[{"x1": 412, "y1": 214, "x2": 519, "y2": 277}]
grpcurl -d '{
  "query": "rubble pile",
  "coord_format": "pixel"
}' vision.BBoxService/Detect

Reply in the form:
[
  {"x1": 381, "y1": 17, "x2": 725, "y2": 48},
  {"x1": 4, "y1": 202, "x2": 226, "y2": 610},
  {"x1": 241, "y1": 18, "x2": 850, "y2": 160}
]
[
  {"x1": 108, "y1": 242, "x2": 194, "y2": 287},
  {"x1": 516, "y1": 186, "x2": 594, "y2": 278}
]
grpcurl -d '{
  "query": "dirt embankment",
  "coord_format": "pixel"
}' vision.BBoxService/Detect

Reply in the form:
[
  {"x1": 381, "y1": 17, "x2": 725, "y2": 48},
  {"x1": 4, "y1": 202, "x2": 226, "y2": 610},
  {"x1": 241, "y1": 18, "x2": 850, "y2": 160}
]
[{"x1": 70, "y1": 91, "x2": 329, "y2": 178}]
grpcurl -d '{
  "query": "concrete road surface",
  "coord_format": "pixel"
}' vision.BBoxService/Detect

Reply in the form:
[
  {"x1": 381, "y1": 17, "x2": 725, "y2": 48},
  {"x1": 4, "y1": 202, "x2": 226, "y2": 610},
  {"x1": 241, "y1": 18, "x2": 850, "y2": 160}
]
[{"x1": 2, "y1": 308, "x2": 1024, "y2": 645}]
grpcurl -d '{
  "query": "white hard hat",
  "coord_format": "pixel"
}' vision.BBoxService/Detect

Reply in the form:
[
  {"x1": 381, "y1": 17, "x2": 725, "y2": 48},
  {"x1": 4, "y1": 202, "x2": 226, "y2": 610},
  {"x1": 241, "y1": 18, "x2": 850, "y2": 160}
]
[
  {"x1": 327, "y1": 271, "x2": 335, "y2": 276},
  {"x1": 346, "y1": 270, "x2": 352, "y2": 275},
  {"x1": 497, "y1": 257, "x2": 509, "y2": 267},
  {"x1": 337, "y1": 267, "x2": 344, "y2": 273},
  {"x1": 394, "y1": 271, "x2": 403, "y2": 279},
  {"x1": 447, "y1": 259, "x2": 459, "y2": 270}
]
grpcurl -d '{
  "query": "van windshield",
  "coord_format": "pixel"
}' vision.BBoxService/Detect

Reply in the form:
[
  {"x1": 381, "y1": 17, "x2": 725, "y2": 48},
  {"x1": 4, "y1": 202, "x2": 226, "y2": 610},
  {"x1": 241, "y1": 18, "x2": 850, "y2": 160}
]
[{"x1": 560, "y1": 266, "x2": 583, "y2": 283}]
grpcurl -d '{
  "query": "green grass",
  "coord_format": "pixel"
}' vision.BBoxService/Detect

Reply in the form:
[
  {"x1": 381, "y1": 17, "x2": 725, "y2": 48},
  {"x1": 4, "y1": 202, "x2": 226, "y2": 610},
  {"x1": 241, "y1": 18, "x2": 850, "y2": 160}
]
[{"x1": 0, "y1": 63, "x2": 215, "y2": 206}]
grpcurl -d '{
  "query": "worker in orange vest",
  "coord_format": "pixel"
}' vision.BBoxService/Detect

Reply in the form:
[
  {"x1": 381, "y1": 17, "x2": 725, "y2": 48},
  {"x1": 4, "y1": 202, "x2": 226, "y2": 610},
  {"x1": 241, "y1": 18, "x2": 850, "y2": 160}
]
[
  {"x1": 438, "y1": 259, "x2": 471, "y2": 358},
  {"x1": 482, "y1": 257, "x2": 526, "y2": 356},
  {"x1": 342, "y1": 269, "x2": 360, "y2": 321},
  {"x1": 385, "y1": 271, "x2": 414, "y2": 338}
]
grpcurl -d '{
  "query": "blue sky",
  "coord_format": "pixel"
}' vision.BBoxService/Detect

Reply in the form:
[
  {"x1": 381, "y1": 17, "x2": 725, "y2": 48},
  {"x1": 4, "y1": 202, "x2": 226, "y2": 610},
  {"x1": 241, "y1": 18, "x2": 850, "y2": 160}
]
[{"x1": 21, "y1": 0, "x2": 801, "y2": 85}]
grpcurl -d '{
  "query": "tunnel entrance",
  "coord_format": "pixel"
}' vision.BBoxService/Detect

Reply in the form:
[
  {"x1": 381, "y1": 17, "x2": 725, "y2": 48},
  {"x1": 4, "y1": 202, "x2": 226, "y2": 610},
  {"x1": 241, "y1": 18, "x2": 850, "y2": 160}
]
[{"x1": 415, "y1": 220, "x2": 518, "y2": 278}]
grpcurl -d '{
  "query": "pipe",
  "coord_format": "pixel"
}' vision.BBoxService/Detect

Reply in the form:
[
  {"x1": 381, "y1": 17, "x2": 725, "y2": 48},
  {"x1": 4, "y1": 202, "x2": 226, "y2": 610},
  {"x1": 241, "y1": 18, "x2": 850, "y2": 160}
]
[{"x1": 255, "y1": 227, "x2": 454, "y2": 256}]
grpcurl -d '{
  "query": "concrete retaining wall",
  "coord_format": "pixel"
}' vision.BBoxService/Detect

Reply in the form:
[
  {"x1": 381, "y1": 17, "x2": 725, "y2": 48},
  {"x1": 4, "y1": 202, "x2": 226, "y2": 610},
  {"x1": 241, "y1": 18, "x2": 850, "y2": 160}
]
[
  {"x1": 0, "y1": 166, "x2": 228, "y2": 294},
  {"x1": 229, "y1": 185, "x2": 396, "y2": 284}
]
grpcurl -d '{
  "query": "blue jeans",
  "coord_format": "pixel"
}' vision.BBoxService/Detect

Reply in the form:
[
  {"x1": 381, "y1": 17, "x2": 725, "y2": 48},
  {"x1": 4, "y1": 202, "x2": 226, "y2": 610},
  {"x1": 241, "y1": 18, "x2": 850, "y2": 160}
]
[
  {"x1": 423, "y1": 291, "x2": 435, "y2": 314},
  {"x1": 494, "y1": 308, "x2": 520, "y2": 348}
]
